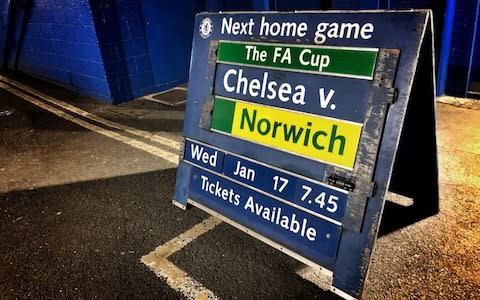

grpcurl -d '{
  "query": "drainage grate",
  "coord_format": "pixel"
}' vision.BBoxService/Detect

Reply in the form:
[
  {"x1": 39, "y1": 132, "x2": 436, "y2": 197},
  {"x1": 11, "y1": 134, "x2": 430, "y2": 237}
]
[{"x1": 144, "y1": 87, "x2": 187, "y2": 106}]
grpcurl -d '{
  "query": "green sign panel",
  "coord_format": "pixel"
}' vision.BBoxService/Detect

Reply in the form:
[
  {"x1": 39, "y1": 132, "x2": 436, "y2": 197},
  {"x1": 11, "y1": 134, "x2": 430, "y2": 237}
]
[
  {"x1": 211, "y1": 96, "x2": 363, "y2": 169},
  {"x1": 217, "y1": 41, "x2": 378, "y2": 79}
]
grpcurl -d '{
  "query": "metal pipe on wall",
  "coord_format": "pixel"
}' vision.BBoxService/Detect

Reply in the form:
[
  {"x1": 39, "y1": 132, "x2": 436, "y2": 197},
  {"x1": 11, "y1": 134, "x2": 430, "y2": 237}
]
[
  {"x1": 465, "y1": 0, "x2": 480, "y2": 96},
  {"x1": 436, "y1": 0, "x2": 456, "y2": 96}
]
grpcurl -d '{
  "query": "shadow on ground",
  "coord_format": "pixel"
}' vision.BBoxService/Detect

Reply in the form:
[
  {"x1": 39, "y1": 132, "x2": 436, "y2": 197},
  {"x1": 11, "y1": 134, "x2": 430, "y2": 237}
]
[{"x1": 0, "y1": 169, "x2": 341, "y2": 299}]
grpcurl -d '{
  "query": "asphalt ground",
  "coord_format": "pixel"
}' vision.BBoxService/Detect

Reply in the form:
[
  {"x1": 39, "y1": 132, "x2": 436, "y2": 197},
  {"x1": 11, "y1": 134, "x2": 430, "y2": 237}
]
[
  {"x1": 0, "y1": 73, "x2": 340, "y2": 299},
  {"x1": 1, "y1": 72, "x2": 479, "y2": 299}
]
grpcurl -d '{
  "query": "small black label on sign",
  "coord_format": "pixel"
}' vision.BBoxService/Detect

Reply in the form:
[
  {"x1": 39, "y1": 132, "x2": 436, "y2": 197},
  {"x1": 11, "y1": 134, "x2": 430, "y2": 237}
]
[{"x1": 327, "y1": 174, "x2": 356, "y2": 192}]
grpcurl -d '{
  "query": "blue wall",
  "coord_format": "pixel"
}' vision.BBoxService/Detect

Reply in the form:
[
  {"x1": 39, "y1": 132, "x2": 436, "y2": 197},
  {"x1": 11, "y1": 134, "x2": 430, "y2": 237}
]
[
  {"x1": 15, "y1": 0, "x2": 111, "y2": 101},
  {"x1": 446, "y1": 0, "x2": 480, "y2": 96},
  {"x1": 139, "y1": 1, "x2": 203, "y2": 95},
  {"x1": 90, "y1": 0, "x2": 155, "y2": 104},
  {"x1": 2, "y1": 0, "x2": 202, "y2": 104},
  {"x1": 1, "y1": 0, "x2": 478, "y2": 102},
  {"x1": 468, "y1": 10, "x2": 480, "y2": 95}
]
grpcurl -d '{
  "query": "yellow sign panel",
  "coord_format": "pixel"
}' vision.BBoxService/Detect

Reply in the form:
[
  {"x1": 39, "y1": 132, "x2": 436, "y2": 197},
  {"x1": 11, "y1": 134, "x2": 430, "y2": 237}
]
[{"x1": 212, "y1": 98, "x2": 363, "y2": 169}]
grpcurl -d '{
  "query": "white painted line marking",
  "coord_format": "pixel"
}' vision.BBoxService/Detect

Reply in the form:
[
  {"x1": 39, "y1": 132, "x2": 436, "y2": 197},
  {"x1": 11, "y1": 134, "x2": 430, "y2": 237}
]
[
  {"x1": 173, "y1": 86, "x2": 188, "y2": 91},
  {"x1": 147, "y1": 216, "x2": 222, "y2": 257},
  {"x1": 296, "y1": 266, "x2": 332, "y2": 291},
  {"x1": 0, "y1": 82, "x2": 180, "y2": 165},
  {"x1": 296, "y1": 266, "x2": 358, "y2": 299},
  {"x1": 143, "y1": 95, "x2": 186, "y2": 107},
  {"x1": 141, "y1": 216, "x2": 222, "y2": 299},
  {"x1": 0, "y1": 75, "x2": 182, "y2": 151},
  {"x1": 143, "y1": 86, "x2": 187, "y2": 106},
  {"x1": 386, "y1": 191, "x2": 414, "y2": 207}
]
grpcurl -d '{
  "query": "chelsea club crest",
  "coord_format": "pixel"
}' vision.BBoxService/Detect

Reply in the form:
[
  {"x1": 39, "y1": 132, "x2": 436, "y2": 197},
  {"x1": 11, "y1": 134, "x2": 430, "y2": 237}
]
[{"x1": 199, "y1": 17, "x2": 213, "y2": 39}]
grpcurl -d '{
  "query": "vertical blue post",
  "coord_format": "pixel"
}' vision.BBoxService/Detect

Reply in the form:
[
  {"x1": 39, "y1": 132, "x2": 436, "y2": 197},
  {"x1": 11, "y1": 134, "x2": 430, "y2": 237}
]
[
  {"x1": 465, "y1": 0, "x2": 480, "y2": 96},
  {"x1": 437, "y1": 0, "x2": 456, "y2": 96},
  {"x1": 253, "y1": 0, "x2": 269, "y2": 10}
]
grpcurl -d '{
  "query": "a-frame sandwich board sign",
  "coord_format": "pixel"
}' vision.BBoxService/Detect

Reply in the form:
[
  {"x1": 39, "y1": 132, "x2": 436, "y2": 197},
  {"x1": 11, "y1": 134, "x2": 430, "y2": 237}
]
[{"x1": 173, "y1": 10, "x2": 438, "y2": 299}]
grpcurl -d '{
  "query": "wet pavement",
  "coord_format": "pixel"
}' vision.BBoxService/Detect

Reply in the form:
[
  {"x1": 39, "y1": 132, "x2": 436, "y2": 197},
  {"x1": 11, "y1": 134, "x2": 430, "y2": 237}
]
[{"x1": 0, "y1": 72, "x2": 479, "y2": 299}]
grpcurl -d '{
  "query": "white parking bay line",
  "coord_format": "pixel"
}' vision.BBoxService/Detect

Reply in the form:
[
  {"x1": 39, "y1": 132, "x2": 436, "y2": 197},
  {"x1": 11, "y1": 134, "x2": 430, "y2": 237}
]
[
  {"x1": 0, "y1": 82, "x2": 180, "y2": 165},
  {"x1": 296, "y1": 266, "x2": 333, "y2": 291},
  {"x1": 142, "y1": 216, "x2": 222, "y2": 299},
  {"x1": 0, "y1": 75, "x2": 182, "y2": 151}
]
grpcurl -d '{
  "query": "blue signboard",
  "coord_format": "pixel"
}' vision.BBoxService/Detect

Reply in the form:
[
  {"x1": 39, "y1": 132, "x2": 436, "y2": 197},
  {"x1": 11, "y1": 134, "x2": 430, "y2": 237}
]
[
  {"x1": 214, "y1": 63, "x2": 372, "y2": 123},
  {"x1": 184, "y1": 139, "x2": 348, "y2": 224},
  {"x1": 188, "y1": 167, "x2": 342, "y2": 266},
  {"x1": 174, "y1": 10, "x2": 438, "y2": 300}
]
